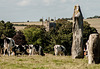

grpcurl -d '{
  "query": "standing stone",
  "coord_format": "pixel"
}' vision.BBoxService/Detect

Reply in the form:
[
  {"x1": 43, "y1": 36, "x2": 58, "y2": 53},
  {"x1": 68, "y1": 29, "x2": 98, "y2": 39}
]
[
  {"x1": 0, "y1": 46, "x2": 1, "y2": 57},
  {"x1": 88, "y1": 33, "x2": 100, "y2": 64},
  {"x1": 72, "y1": 5, "x2": 83, "y2": 59}
]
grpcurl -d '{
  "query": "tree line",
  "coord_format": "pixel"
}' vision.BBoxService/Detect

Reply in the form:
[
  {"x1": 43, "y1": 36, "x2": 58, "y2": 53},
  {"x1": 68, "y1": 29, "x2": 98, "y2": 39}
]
[
  {"x1": 0, "y1": 19, "x2": 98, "y2": 55},
  {"x1": 87, "y1": 15, "x2": 100, "y2": 19}
]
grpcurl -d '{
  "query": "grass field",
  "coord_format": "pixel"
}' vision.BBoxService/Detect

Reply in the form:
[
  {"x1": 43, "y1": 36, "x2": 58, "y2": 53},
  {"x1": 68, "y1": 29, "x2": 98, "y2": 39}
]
[
  {"x1": 12, "y1": 22, "x2": 42, "y2": 31},
  {"x1": 14, "y1": 26, "x2": 26, "y2": 31},
  {"x1": 12, "y1": 22, "x2": 42, "y2": 25},
  {"x1": 0, "y1": 54, "x2": 100, "y2": 69},
  {"x1": 84, "y1": 18, "x2": 100, "y2": 33}
]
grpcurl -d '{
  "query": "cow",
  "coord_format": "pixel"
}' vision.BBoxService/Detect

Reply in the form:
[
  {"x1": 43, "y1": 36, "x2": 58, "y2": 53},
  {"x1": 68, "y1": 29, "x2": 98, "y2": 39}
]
[
  {"x1": 3, "y1": 37, "x2": 15, "y2": 56},
  {"x1": 12, "y1": 45, "x2": 29, "y2": 56},
  {"x1": 28, "y1": 44, "x2": 33, "y2": 56},
  {"x1": 28, "y1": 44, "x2": 45, "y2": 56},
  {"x1": 54, "y1": 45, "x2": 67, "y2": 56}
]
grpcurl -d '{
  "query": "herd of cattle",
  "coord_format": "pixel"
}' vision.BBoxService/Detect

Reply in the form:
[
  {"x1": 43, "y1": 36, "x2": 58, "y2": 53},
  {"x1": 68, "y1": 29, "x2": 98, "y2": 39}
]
[{"x1": 0, "y1": 37, "x2": 68, "y2": 56}]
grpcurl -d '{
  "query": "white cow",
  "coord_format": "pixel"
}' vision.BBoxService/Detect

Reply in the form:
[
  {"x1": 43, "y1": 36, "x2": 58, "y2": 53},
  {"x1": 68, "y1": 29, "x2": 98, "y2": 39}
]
[
  {"x1": 54, "y1": 45, "x2": 67, "y2": 56},
  {"x1": 3, "y1": 37, "x2": 15, "y2": 56}
]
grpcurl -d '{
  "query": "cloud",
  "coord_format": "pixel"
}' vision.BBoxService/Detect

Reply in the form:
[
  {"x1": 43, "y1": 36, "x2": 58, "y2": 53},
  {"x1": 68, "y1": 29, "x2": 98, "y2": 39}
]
[
  {"x1": 60, "y1": 0, "x2": 66, "y2": 3},
  {"x1": 43, "y1": 0, "x2": 51, "y2": 5},
  {"x1": 43, "y1": 0, "x2": 56, "y2": 6},
  {"x1": 17, "y1": 0, "x2": 31, "y2": 6}
]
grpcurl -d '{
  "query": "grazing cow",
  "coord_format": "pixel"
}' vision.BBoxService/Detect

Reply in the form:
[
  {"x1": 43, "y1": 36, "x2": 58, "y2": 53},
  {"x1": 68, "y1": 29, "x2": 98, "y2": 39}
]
[
  {"x1": 54, "y1": 45, "x2": 67, "y2": 56},
  {"x1": 3, "y1": 37, "x2": 15, "y2": 56},
  {"x1": 28, "y1": 44, "x2": 45, "y2": 56},
  {"x1": 28, "y1": 44, "x2": 33, "y2": 56},
  {"x1": 12, "y1": 45, "x2": 29, "y2": 56}
]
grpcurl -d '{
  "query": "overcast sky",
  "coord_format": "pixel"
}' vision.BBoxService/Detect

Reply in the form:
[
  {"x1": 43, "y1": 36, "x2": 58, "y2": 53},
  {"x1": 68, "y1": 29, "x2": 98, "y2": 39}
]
[{"x1": 0, "y1": 0, "x2": 100, "y2": 22}]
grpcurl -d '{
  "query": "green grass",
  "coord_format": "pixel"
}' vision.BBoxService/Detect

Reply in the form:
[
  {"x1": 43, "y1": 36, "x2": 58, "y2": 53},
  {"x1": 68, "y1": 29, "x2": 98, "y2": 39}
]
[{"x1": 0, "y1": 54, "x2": 100, "y2": 69}]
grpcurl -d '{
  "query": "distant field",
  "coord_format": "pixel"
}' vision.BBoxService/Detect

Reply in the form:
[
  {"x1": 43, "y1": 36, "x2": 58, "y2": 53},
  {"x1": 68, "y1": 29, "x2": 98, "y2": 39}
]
[
  {"x1": 12, "y1": 22, "x2": 42, "y2": 31},
  {"x1": 12, "y1": 22, "x2": 42, "y2": 25},
  {"x1": 0, "y1": 54, "x2": 100, "y2": 69},
  {"x1": 69, "y1": 18, "x2": 100, "y2": 33},
  {"x1": 13, "y1": 19, "x2": 100, "y2": 33},
  {"x1": 14, "y1": 26, "x2": 26, "y2": 31},
  {"x1": 84, "y1": 18, "x2": 100, "y2": 33}
]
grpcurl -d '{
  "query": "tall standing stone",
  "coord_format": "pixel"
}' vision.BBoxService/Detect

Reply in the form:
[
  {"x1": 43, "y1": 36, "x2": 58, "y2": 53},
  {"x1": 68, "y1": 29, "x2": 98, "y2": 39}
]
[
  {"x1": 0, "y1": 46, "x2": 1, "y2": 57},
  {"x1": 88, "y1": 33, "x2": 100, "y2": 64},
  {"x1": 72, "y1": 5, "x2": 83, "y2": 59}
]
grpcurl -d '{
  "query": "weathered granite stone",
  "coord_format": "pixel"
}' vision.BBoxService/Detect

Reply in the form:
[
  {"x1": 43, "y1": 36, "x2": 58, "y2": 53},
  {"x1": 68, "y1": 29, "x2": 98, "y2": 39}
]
[
  {"x1": 0, "y1": 46, "x2": 1, "y2": 57},
  {"x1": 72, "y1": 5, "x2": 84, "y2": 59},
  {"x1": 88, "y1": 33, "x2": 100, "y2": 64}
]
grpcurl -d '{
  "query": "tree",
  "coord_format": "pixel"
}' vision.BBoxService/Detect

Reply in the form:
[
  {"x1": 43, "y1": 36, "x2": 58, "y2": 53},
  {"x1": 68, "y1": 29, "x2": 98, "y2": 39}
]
[
  {"x1": 45, "y1": 19, "x2": 47, "y2": 21},
  {"x1": 27, "y1": 20, "x2": 29, "y2": 22},
  {"x1": 40, "y1": 19, "x2": 43, "y2": 22},
  {"x1": 0, "y1": 20, "x2": 5, "y2": 23},
  {"x1": 0, "y1": 20, "x2": 16, "y2": 38},
  {"x1": 23, "y1": 26, "x2": 45, "y2": 45},
  {"x1": 13, "y1": 31, "x2": 27, "y2": 45},
  {"x1": 51, "y1": 19, "x2": 54, "y2": 21}
]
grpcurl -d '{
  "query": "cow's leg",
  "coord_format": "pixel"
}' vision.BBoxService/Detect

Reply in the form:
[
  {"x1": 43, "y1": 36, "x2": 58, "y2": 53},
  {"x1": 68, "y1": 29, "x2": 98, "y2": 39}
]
[
  {"x1": 7, "y1": 49, "x2": 10, "y2": 56},
  {"x1": 63, "y1": 51, "x2": 66, "y2": 56},
  {"x1": 32, "y1": 49, "x2": 35, "y2": 55},
  {"x1": 55, "y1": 50, "x2": 58, "y2": 56},
  {"x1": 39, "y1": 48, "x2": 41, "y2": 55},
  {"x1": 29, "y1": 49, "x2": 32, "y2": 56},
  {"x1": 10, "y1": 48, "x2": 14, "y2": 56},
  {"x1": 7, "y1": 46, "x2": 10, "y2": 56},
  {"x1": 3, "y1": 48, "x2": 6, "y2": 56},
  {"x1": 60, "y1": 52, "x2": 63, "y2": 56}
]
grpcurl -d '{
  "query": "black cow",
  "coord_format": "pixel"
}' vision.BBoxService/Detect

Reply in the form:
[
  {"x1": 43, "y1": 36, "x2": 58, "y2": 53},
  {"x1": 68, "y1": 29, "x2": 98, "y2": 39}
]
[
  {"x1": 12, "y1": 45, "x2": 28, "y2": 56},
  {"x1": 29, "y1": 44, "x2": 45, "y2": 56}
]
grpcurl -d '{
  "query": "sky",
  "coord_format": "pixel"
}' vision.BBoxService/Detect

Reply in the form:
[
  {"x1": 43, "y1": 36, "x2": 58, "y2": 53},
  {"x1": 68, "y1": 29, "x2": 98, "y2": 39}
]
[{"x1": 0, "y1": 0, "x2": 100, "y2": 22}]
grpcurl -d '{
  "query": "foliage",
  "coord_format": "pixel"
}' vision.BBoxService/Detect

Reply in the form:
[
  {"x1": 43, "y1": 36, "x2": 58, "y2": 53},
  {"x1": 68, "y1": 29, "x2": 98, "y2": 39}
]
[
  {"x1": 51, "y1": 19, "x2": 54, "y2": 21},
  {"x1": 13, "y1": 31, "x2": 27, "y2": 45},
  {"x1": 22, "y1": 18, "x2": 97, "y2": 54},
  {"x1": 0, "y1": 21, "x2": 16, "y2": 38},
  {"x1": 87, "y1": 15, "x2": 100, "y2": 19},
  {"x1": 23, "y1": 25, "x2": 46, "y2": 46},
  {"x1": 0, "y1": 20, "x2": 16, "y2": 47},
  {"x1": 39, "y1": 19, "x2": 43, "y2": 22}
]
